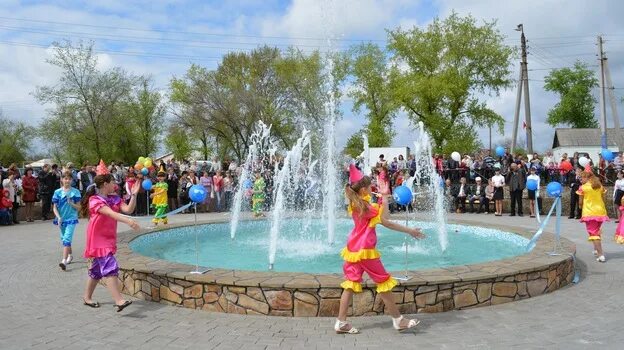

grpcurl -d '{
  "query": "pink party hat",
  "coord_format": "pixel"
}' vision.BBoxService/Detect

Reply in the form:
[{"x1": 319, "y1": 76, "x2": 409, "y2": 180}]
[
  {"x1": 96, "y1": 159, "x2": 110, "y2": 176},
  {"x1": 349, "y1": 163, "x2": 364, "y2": 184}
]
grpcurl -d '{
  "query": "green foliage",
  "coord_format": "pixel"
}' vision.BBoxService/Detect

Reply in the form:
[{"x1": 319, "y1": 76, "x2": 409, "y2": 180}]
[
  {"x1": 388, "y1": 12, "x2": 512, "y2": 153},
  {"x1": 124, "y1": 77, "x2": 166, "y2": 156},
  {"x1": 343, "y1": 132, "x2": 364, "y2": 158},
  {"x1": 349, "y1": 43, "x2": 396, "y2": 147},
  {"x1": 0, "y1": 113, "x2": 34, "y2": 165},
  {"x1": 544, "y1": 61, "x2": 598, "y2": 128},
  {"x1": 164, "y1": 123, "x2": 194, "y2": 161}
]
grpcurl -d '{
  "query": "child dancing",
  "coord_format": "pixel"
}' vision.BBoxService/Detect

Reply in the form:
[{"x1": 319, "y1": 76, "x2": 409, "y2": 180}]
[
  {"x1": 80, "y1": 161, "x2": 140, "y2": 311},
  {"x1": 52, "y1": 171, "x2": 81, "y2": 270},
  {"x1": 151, "y1": 165, "x2": 169, "y2": 225},
  {"x1": 335, "y1": 164, "x2": 424, "y2": 334},
  {"x1": 577, "y1": 171, "x2": 609, "y2": 262}
]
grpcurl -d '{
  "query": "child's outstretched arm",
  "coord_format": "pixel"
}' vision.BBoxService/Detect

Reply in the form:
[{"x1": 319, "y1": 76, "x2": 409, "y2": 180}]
[
  {"x1": 98, "y1": 205, "x2": 140, "y2": 231},
  {"x1": 379, "y1": 195, "x2": 424, "y2": 240},
  {"x1": 121, "y1": 181, "x2": 141, "y2": 214}
]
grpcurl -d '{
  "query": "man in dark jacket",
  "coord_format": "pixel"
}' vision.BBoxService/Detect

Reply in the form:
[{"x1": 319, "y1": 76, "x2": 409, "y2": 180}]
[
  {"x1": 507, "y1": 163, "x2": 526, "y2": 216},
  {"x1": 468, "y1": 177, "x2": 487, "y2": 213},
  {"x1": 569, "y1": 167, "x2": 582, "y2": 219},
  {"x1": 37, "y1": 164, "x2": 57, "y2": 220},
  {"x1": 451, "y1": 177, "x2": 470, "y2": 213}
]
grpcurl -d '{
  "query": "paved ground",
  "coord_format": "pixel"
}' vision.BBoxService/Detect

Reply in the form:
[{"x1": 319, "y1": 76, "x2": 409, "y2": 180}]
[{"x1": 1, "y1": 211, "x2": 623, "y2": 350}]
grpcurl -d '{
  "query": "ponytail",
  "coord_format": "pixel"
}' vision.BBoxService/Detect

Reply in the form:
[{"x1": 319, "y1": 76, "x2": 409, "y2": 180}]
[
  {"x1": 345, "y1": 176, "x2": 372, "y2": 215},
  {"x1": 79, "y1": 174, "x2": 113, "y2": 218}
]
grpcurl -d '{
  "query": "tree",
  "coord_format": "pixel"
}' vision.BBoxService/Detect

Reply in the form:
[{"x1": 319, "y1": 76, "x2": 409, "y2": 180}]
[
  {"x1": 349, "y1": 43, "x2": 397, "y2": 147},
  {"x1": 34, "y1": 40, "x2": 136, "y2": 163},
  {"x1": 544, "y1": 61, "x2": 598, "y2": 128},
  {"x1": 388, "y1": 13, "x2": 513, "y2": 153},
  {"x1": 343, "y1": 131, "x2": 364, "y2": 158},
  {"x1": 164, "y1": 123, "x2": 194, "y2": 161},
  {"x1": 0, "y1": 112, "x2": 34, "y2": 165},
  {"x1": 125, "y1": 77, "x2": 166, "y2": 156}
]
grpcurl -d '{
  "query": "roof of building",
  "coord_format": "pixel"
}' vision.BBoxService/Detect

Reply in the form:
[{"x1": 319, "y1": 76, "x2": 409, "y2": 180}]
[{"x1": 552, "y1": 128, "x2": 621, "y2": 148}]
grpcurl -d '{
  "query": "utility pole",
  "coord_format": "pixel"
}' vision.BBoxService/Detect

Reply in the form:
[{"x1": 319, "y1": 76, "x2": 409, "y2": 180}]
[
  {"x1": 511, "y1": 24, "x2": 533, "y2": 154},
  {"x1": 597, "y1": 35, "x2": 608, "y2": 149},
  {"x1": 604, "y1": 58, "x2": 623, "y2": 151}
]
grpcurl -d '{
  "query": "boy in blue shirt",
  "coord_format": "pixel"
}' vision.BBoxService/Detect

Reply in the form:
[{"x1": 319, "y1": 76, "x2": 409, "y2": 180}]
[{"x1": 52, "y1": 171, "x2": 81, "y2": 271}]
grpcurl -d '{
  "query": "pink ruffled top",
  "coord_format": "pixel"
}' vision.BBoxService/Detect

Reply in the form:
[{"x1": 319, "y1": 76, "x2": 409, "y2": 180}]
[
  {"x1": 84, "y1": 195, "x2": 122, "y2": 258},
  {"x1": 341, "y1": 195, "x2": 384, "y2": 262}
]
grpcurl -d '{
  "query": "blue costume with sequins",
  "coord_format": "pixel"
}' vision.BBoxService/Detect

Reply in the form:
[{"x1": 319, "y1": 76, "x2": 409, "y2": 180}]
[{"x1": 52, "y1": 187, "x2": 81, "y2": 247}]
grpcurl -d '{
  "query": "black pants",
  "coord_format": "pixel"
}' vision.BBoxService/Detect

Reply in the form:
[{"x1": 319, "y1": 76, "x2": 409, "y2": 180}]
[
  {"x1": 40, "y1": 193, "x2": 52, "y2": 219},
  {"x1": 569, "y1": 190, "x2": 580, "y2": 218},
  {"x1": 454, "y1": 196, "x2": 466, "y2": 212},
  {"x1": 469, "y1": 196, "x2": 488, "y2": 213},
  {"x1": 510, "y1": 189, "x2": 523, "y2": 215},
  {"x1": 12, "y1": 201, "x2": 19, "y2": 223}
]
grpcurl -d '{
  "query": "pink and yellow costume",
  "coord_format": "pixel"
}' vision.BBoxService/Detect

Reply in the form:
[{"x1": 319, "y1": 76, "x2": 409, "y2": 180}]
[
  {"x1": 340, "y1": 164, "x2": 397, "y2": 293},
  {"x1": 577, "y1": 183, "x2": 609, "y2": 241},
  {"x1": 615, "y1": 206, "x2": 624, "y2": 244}
]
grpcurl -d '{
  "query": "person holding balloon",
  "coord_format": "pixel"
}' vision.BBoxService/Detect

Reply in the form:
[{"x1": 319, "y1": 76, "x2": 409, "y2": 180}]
[
  {"x1": 577, "y1": 171, "x2": 609, "y2": 263},
  {"x1": 335, "y1": 164, "x2": 424, "y2": 334}
]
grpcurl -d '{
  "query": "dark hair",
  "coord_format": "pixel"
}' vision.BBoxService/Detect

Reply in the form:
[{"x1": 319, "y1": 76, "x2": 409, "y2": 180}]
[
  {"x1": 345, "y1": 176, "x2": 372, "y2": 216},
  {"x1": 25, "y1": 167, "x2": 33, "y2": 175},
  {"x1": 61, "y1": 170, "x2": 73, "y2": 179},
  {"x1": 79, "y1": 174, "x2": 113, "y2": 218}
]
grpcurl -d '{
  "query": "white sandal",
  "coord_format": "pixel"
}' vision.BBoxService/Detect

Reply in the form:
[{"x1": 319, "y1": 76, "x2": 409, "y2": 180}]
[
  {"x1": 392, "y1": 315, "x2": 420, "y2": 331},
  {"x1": 334, "y1": 319, "x2": 359, "y2": 334}
]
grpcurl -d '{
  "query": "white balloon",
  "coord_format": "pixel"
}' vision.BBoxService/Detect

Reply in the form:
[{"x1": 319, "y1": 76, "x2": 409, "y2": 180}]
[
  {"x1": 451, "y1": 151, "x2": 461, "y2": 162},
  {"x1": 578, "y1": 156, "x2": 589, "y2": 167}
]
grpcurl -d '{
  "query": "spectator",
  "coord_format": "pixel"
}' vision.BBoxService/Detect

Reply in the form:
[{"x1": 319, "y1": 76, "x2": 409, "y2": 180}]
[
  {"x1": 2, "y1": 171, "x2": 20, "y2": 224},
  {"x1": 507, "y1": 163, "x2": 526, "y2": 217},
  {"x1": 79, "y1": 165, "x2": 94, "y2": 194},
  {"x1": 468, "y1": 177, "x2": 487, "y2": 213},
  {"x1": 452, "y1": 177, "x2": 469, "y2": 213},
  {"x1": 21, "y1": 167, "x2": 38, "y2": 222},
  {"x1": 167, "y1": 167, "x2": 179, "y2": 211},
  {"x1": 569, "y1": 167, "x2": 582, "y2": 219},
  {"x1": 492, "y1": 168, "x2": 505, "y2": 216},
  {"x1": 38, "y1": 164, "x2": 56, "y2": 221},
  {"x1": 223, "y1": 172, "x2": 234, "y2": 211},
  {"x1": 0, "y1": 188, "x2": 12, "y2": 225}
]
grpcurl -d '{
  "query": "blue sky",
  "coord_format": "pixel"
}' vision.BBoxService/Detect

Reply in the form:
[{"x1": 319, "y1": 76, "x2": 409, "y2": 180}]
[{"x1": 1, "y1": 0, "x2": 623, "y2": 155}]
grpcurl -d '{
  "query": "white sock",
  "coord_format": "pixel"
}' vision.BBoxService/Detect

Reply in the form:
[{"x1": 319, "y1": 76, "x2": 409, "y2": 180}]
[{"x1": 66, "y1": 255, "x2": 73, "y2": 263}]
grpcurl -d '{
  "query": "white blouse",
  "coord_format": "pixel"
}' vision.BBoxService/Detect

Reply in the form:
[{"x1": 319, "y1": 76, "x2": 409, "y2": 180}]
[
  {"x1": 614, "y1": 179, "x2": 624, "y2": 199},
  {"x1": 492, "y1": 174, "x2": 505, "y2": 187}
]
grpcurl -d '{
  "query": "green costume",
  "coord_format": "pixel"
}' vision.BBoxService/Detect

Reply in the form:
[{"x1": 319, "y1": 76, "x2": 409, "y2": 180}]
[
  {"x1": 252, "y1": 177, "x2": 265, "y2": 216},
  {"x1": 152, "y1": 181, "x2": 169, "y2": 225}
]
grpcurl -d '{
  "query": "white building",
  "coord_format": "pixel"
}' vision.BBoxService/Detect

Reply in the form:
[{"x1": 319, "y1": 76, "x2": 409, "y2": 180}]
[{"x1": 551, "y1": 128, "x2": 620, "y2": 161}]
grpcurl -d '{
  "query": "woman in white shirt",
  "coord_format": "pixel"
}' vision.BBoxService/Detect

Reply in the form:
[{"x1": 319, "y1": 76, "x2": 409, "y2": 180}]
[
  {"x1": 613, "y1": 170, "x2": 624, "y2": 222},
  {"x1": 526, "y1": 167, "x2": 541, "y2": 218},
  {"x1": 491, "y1": 168, "x2": 505, "y2": 216}
]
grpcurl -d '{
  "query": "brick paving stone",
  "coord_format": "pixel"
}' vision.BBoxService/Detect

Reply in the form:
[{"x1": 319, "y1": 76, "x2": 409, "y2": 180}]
[{"x1": 1, "y1": 212, "x2": 624, "y2": 349}]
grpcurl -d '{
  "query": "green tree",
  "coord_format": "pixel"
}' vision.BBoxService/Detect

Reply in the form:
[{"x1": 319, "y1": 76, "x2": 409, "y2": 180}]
[
  {"x1": 0, "y1": 113, "x2": 34, "y2": 165},
  {"x1": 34, "y1": 40, "x2": 136, "y2": 163},
  {"x1": 125, "y1": 77, "x2": 166, "y2": 156},
  {"x1": 164, "y1": 123, "x2": 194, "y2": 161},
  {"x1": 388, "y1": 13, "x2": 513, "y2": 153},
  {"x1": 343, "y1": 131, "x2": 364, "y2": 158},
  {"x1": 544, "y1": 61, "x2": 598, "y2": 128},
  {"x1": 349, "y1": 43, "x2": 396, "y2": 147}
]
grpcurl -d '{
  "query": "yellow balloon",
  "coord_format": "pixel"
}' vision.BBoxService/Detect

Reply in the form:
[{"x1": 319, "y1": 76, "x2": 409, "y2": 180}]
[
  {"x1": 144, "y1": 160, "x2": 153, "y2": 168},
  {"x1": 138, "y1": 156, "x2": 146, "y2": 163},
  {"x1": 145, "y1": 157, "x2": 152, "y2": 163}
]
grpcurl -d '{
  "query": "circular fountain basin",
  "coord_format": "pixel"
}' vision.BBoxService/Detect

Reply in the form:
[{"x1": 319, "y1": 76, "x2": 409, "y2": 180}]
[{"x1": 115, "y1": 217, "x2": 576, "y2": 316}]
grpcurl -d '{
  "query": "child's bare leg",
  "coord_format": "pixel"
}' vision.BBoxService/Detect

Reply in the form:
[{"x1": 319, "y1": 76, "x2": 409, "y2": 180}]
[
  {"x1": 592, "y1": 240, "x2": 603, "y2": 256},
  {"x1": 338, "y1": 289, "x2": 353, "y2": 321},
  {"x1": 529, "y1": 200, "x2": 535, "y2": 216},
  {"x1": 379, "y1": 292, "x2": 401, "y2": 318},
  {"x1": 104, "y1": 276, "x2": 126, "y2": 305},
  {"x1": 83, "y1": 278, "x2": 99, "y2": 303},
  {"x1": 63, "y1": 246, "x2": 71, "y2": 260}
]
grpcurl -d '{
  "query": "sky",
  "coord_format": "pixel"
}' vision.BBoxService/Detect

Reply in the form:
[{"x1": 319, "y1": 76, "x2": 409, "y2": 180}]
[{"x1": 0, "y1": 0, "x2": 623, "y2": 156}]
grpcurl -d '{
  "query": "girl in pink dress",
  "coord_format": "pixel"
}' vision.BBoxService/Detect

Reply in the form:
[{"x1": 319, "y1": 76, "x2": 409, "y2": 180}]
[
  {"x1": 79, "y1": 161, "x2": 141, "y2": 311},
  {"x1": 375, "y1": 165, "x2": 390, "y2": 195},
  {"x1": 335, "y1": 164, "x2": 425, "y2": 334},
  {"x1": 615, "y1": 196, "x2": 624, "y2": 245}
]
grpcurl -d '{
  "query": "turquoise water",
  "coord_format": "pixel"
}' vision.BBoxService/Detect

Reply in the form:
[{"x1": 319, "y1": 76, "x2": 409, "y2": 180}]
[{"x1": 129, "y1": 219, "x2": 529, "y2": 273}]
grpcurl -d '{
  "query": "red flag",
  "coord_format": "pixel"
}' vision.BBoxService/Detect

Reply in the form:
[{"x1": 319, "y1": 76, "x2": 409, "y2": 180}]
[{"x1": 522, "y1": 121, "x2": 527, "y2": 129}]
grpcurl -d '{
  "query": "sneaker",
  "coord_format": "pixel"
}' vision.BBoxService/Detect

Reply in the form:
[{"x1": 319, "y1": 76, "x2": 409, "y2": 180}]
[
  {"x1": 66, "y1": 255, "x2": 73, "y2": 265},
  {"x1": 59, "y1": 259, "x2": 66, "y2": 271},
  {"x1": 597, "y1": 255, "x2": 606, "y2": 263}
]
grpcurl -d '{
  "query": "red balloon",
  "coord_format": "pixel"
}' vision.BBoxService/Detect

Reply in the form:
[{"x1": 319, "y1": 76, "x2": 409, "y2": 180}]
[
  {"x1": 148, "y1": 166, "x2": 155, "y2": 172},
  {"x1": 560, "y1": 161, "x2": 573, "y2": 171}
]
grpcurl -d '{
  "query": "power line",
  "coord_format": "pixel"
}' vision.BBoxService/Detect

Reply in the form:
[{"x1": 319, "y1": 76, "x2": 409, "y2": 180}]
[{"x1": 0, "y1": 15, "x2": 386, "y2": 43}]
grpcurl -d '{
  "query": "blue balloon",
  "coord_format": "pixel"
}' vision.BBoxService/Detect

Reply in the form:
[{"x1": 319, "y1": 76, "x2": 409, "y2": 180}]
[
  {"x1": 393, "y1": 185, "x2": 413, "y2": 206},
  {"x1": 142, "y1": 179, "x2": 152, "y2": 191},
  {"x1": 141, "y1": 167, "x2": 149, "y2": 176},
  {"x1": 189, "y1": 184, "x2": 207, "y2": 203},
  {"x1": 546, "y1": 181, "x2": 562, "y2": 198},
  {"x1": 495, "y1": 146, "x2": 505, "y2": 157},
  {"x1": 526, "y1": 179, "x2": 538, "y2": 191},
  {"x1": 243, "y1": 179, "x2": 253, "y2": 189},
  {"x1": 438, "y1": 176, "x2": 445, "y2": 188},
  {"x1": 601, "y1": 148, "x2": 614, "y2": 161}
]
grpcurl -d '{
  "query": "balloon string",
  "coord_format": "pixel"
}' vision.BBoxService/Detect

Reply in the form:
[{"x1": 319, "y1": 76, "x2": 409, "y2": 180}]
[
  {"x1": 118, "y1": 202, "x2": 193, "y2": 220},
  {"x1": 526, "y1": 197, "x2": 560, "y2": 252}
]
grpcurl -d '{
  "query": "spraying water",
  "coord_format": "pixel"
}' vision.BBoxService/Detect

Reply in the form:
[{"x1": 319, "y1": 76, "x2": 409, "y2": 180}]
[
  {"x1": 412, "y1": 122, "x2": 448, "y2": 252},
  {"x1": 230, "y1": 121, "x2": 276, "y2": 239},
  {"x1": 362, "y1": 134, "x2": 371, "y2": 176},
  {"x1": 269, "y1": 130, "x2": 312, "y2": 268}
]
